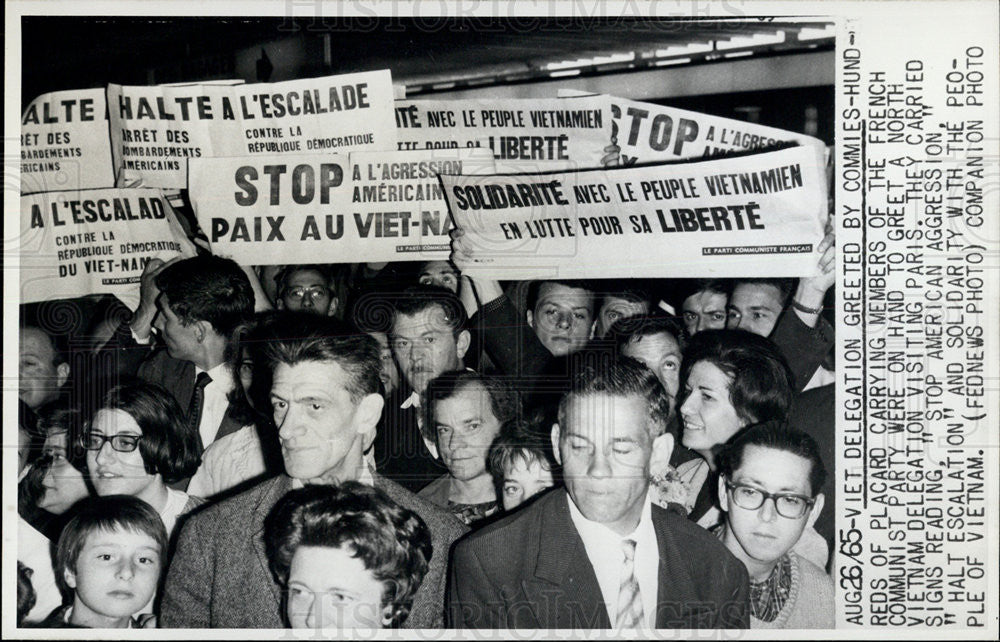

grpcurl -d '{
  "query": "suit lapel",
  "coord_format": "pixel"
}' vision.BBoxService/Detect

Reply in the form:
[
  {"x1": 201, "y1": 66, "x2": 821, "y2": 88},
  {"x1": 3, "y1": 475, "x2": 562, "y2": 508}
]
[
  {"x1": 652, "y1": 507, "x2": 704, "y2": 628},
  {"x1": 522, "y1": 490, "x2": 611, "y2": 629},
  {"x1": 177, "y1": 360, "x2": 197, "y2": 408},
  {"x1": 250, "y1": 476, "x2": 293, "y2": 607},
  {"x1": 213, "y1": 402, "x2": 245, "y2": 443}
]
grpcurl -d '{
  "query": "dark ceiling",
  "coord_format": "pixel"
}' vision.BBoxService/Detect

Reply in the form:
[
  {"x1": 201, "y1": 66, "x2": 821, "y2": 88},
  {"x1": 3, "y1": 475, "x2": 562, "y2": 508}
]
[{"x1": 22, "y1": 17, "x2": 832, "y2": 106}]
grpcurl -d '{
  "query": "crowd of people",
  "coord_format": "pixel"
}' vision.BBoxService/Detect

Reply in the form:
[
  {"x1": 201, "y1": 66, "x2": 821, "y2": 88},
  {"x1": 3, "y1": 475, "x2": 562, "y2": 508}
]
[{"x1": 17, "y1": 231, "x2": 836, "y2": 629}]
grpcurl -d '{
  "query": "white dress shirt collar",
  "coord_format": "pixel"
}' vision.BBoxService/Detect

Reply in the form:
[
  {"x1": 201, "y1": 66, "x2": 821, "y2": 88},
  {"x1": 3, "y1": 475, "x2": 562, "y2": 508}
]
[
  {"x1": 193, "y1": 362, "x2": 235, "y2": 450},
  {"x1": 566, "y1": 490, "x2": 659, "y2": 628}
]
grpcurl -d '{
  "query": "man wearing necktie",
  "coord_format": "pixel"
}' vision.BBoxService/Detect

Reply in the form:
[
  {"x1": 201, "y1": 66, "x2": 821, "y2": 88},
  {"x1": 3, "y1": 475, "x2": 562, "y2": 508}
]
[
  {"x1": 448, "y1": 356, "x2": 750, "y2": 629},
  {"x1": 110, "y1": 255, "x2": 258, "y2": 490}
]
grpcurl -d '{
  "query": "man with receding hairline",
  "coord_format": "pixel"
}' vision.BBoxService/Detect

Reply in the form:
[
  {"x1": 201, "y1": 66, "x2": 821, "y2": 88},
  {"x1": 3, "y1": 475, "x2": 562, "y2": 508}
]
[
  {"x1": 161, "y1": 313, "x2": 466, "y2": 628},
  {"x1": 448, "y1": 357, "x2": 749, "y2": 629}
]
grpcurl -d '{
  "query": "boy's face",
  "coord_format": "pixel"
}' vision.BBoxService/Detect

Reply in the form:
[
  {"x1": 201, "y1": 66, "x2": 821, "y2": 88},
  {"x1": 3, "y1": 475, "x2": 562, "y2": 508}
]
[
  {"x1": 719, "y1": 445, "x2": 822, "y2": 567},
  {"x1": 65, "y1": 527, "x2": 162, "y2": 623},
  {"x1": 620, "y1": 331, "x2": 682, "y2": 411},
  {"x1": 501, "y1": 457, "x2": 554, "y2": 511},
  {"x1": 527, "y1": 283, "x2": 595, "y2": 357},
  {"x1": 369, "y1": 332, "x2": 400, "y2": 398}
]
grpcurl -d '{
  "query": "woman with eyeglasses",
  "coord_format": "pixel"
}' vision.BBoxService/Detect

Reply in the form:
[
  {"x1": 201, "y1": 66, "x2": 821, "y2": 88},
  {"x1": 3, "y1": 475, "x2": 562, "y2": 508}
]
[
  {"x1": 714, "y1": 422, "x2": 833, "y2": 628},
  {"x1": 84, "y1": 380, "x2": 203, "y2": 538}
]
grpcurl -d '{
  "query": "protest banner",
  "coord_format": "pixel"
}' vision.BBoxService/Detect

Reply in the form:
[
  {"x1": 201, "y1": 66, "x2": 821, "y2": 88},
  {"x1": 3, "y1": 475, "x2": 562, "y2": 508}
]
[
  {"x1": 442, "y1": 145, "x2": 827, "y2": 279},
  {"x1": 19, "y1": 188, "x2": 197, "y2": 308},
  {"x1": 347, "y1": 148, "x2": 497, "y2": 261},
  {"x1": 20, "y1": 88, "x2": 115, "y2": 194},
  {"x1": 189, "y1": 149, "x2": 493, "y2": 265},
  {"x1": 394, "y1": 96, "x2": 613, "y2": 171},
  {"x1": 560, "y1": 90, "x2": 828, "y2": 167},
  {"x1": 107, "y1": 69, "x2": 397, "y2": 189}
]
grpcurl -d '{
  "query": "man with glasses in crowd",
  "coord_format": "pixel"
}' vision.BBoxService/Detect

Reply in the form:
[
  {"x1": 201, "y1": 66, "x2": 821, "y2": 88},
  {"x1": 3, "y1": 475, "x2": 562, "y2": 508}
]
[
  {"x1": 714, "y1": 421, "x2": 833, "y2": 629},
  {"x1": 275, "y1": 264, "x2": 339, "y2": 316}
]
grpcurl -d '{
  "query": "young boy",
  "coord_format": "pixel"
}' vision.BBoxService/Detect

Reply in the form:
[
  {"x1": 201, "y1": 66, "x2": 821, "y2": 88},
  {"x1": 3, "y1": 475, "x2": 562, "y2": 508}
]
[
  {"x1": 715, "y1": 421, "x2": 834, "y2": 629},
  {"x1": 487, "y1": 419, "x2": 557, "y2": 512},
  {"x1": 44, "y1": 495, "x2": 167, "y2": 628}
]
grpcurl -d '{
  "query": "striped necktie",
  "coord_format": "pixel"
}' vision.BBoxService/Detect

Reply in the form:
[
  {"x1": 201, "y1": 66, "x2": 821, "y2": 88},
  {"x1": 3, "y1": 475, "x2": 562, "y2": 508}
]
[{"x1": 615, "y1": 538, "x2": 644, "y2": 629}]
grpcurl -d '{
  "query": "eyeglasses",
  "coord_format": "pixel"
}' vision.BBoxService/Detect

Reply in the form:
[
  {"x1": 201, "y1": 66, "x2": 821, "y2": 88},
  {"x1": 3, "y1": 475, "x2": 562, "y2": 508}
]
[
  {"x1": 82, "y1": 431, "x2": 143, "y2": 453},
  {"x1": 725, "y1": 481, "x2": 815, "y2": 519},
  {"x1": 284, "y1": 286, "x2": 329, "y2": 301}
]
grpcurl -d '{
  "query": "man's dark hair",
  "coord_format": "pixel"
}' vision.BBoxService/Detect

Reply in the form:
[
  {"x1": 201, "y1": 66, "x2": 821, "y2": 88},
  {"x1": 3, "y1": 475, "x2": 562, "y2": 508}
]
[
  {"x1": 608, "y1": 311, "x2": 687, "y2": 354},
  {"x1": 525, "y1": 279, "x2": 595, "y2": 313},
  {"x1": 678, "y1": 329, "x2": 794, "y2": 426},
  {"x1": 54, "y1": 495, "x2": 168, "y2": 600},
  {"x1": 260, "y1": 312, "x2": 381, "y2": 403},
  {"x1": 665, "y1": 278, "x2": 732, "y2": 316},
  {"x1": 731, "y1": 277, "x2": 797, "y2": 307},
  {"x1": 598, "y1": 282, "x2": 654, "y2": 309},
  {"x1": 389, "y1": 284, "x2": 468, "y2": 336},
  {"x1": 423, "y1": 370, "x2": 522, "y2": 443},
  {"x1": 155, "y1": 255, "x2": 254, "y2": 336},
  {"x1": 266, "y1": 482, "x2": 433, "y2": 628},
  {"x1": 557, "y1": 354, "x2": 671, "y2": 441},
  {"x1": 98, "y1": 380, "x2": 202, "y2": 483},
  {"x1": 716, "y1": 420, "x2": 827, "y2": 496}
]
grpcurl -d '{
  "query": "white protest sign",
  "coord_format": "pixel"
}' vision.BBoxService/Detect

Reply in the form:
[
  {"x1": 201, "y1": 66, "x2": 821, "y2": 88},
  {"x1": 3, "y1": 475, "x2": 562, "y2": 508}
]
[
  {"x1": 442, "y1": 146, "x2": 827, "y2": 279},
  {"x1": 189, "y1": 150, "x2": 492, "y2": 265},
  {"x1": 20, "y1": 89, "x2": 115, "y2": 194},
  {"x1": 394, "y1": 96, "x2": 613, "y2": 171},
  {"x1": 604, "y1": 93, "x2": 827, "y2": 166},
  {"x1": 559, "y1": 90, "x2": 827, "y2": 166},
  {"x1": 20, "y1": 188, "x2": 197, "y2": 308},
  {"x1": 347, "y1": 148, "x2": 497, "y2": 261},
  {"x1": 108, "y1": 69, "x2": 397, "y2": 189}
]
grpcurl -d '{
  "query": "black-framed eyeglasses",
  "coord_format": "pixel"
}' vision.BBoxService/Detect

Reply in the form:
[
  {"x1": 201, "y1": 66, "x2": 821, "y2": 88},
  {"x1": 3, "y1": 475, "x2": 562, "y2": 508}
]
[
  {"x1": 82, "y1": 431, "x2": 143, "y2": 453},
  {"x1": 725, "y1": 481, "x2": 815, "y2": 519}
]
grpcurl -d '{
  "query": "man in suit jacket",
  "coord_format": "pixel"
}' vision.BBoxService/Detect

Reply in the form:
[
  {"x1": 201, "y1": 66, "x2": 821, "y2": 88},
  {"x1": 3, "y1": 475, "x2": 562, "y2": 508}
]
[
  {"x1": 449, "y1": 356, "x2": 749, "y2": 629},
  {"x1": 161, "y1": 313, "x2": 466, "y2": 628},
  {"x1": 371, "y1": 285, "x2": 467, "y2": 492},
  {"x1": 98, "y1": 254, "x2": 256, "y2": 456}
]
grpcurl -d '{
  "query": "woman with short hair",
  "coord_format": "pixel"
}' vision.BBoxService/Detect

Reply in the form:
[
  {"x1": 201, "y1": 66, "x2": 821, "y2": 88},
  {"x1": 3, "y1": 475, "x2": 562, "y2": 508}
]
[
  {"x1": 84, "y1": 380, "x2": 202, "y2": 537},
  {"x1": 666, "y1": 329, "x2": 795, "y2": 523},
  {"x1": 267, "y1": 482, "x2": 433, "y2": 630}
]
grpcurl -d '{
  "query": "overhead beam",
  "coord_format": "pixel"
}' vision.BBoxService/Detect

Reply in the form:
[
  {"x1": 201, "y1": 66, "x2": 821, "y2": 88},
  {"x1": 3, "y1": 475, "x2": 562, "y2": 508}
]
[{"x1": 416, "y1": 50, "x2": 833, "y2": 99}]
